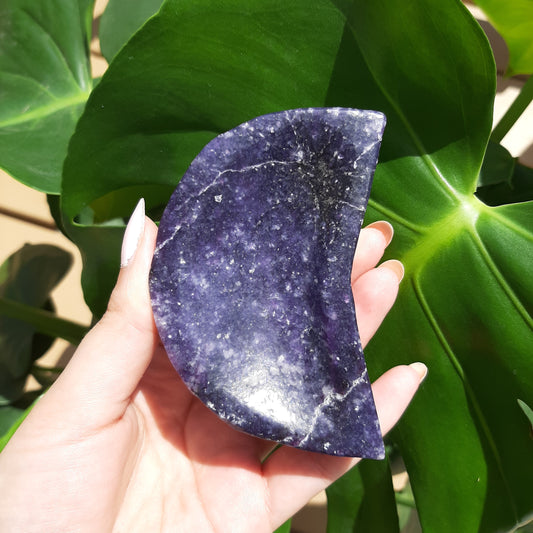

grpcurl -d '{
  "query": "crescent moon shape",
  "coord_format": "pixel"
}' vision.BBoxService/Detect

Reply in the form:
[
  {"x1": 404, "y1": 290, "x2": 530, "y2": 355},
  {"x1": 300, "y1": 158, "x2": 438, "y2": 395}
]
[{"x1": 150, "y1": 107, "x2": 386, "y2": 458}]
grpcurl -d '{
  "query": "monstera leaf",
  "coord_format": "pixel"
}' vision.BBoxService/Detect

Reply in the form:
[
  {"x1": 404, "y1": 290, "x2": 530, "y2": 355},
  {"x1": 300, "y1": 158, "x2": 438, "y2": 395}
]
[
  {"x1": 474, "y1": 0, "x2": 533, "y2": 76},
  {"x1": 0, "y1": 0, "x2": 93, "y2": 193},
  {"x1": 99, "y1": 0, "x2": 163, "y2": 62},
  {"x1": 58, "y1": 0, "x2": 533, "y2": 531}
]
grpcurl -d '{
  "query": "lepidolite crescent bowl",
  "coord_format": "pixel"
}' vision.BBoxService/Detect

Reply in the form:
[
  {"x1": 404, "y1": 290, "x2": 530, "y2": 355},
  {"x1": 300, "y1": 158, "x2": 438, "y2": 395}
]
[{"x1": 149, "y1": 107, "x2": 386, "y2": 458}]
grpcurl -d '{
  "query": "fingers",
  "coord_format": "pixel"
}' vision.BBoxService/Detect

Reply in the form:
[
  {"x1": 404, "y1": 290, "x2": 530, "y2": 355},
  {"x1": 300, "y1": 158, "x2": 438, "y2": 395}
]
[
  {"x1": 263, "y1": 363, "x2": 427, "y2": 529},
  {"x1": 351, "y1": 221, "x2": 393, "y2": 282},
  {"x1": 41, "y1": 200, "x2": 159, "y2": 428},
  {"x1": 372, "y1": 363, "x2": 427, "y2": 434},
  {"x1": 353, "y1": 264, "x2": 402, "y2": 347},
  {"x1": 349, "y1": 220, "x2": 404, "y2": 348}
]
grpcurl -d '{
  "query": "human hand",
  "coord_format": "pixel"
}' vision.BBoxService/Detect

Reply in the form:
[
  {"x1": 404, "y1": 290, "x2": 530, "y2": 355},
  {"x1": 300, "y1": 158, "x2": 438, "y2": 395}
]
[{"x1": 0, "y1": 200, "x2": 426, "y2": 533}]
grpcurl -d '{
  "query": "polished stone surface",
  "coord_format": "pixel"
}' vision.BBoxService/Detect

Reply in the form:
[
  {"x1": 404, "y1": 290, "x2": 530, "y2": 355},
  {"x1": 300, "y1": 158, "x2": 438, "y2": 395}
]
[{"x1": 150, "y1": 108, "x2": 386, "y2": 458}]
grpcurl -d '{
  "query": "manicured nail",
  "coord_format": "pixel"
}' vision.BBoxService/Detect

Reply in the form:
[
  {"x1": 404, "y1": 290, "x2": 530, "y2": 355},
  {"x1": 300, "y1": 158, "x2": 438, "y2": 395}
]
[
  {"x1": 379, "y1": 259, "x2": 405, "y2": 282},
  {"x1": 366, "y1": 220, "x2": 394, "y2": 246},
  {"x1": 120, "y1": 199, "x2": 145, "y2": 268},
  {"x1": 410, "y1": 362, "x2": 428, "y2": 383}
]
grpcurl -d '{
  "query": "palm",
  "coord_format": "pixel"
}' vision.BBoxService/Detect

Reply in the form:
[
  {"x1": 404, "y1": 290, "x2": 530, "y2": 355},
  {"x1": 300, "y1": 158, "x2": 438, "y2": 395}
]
[{"x1": 118, "y1": 348, "x2": 275, "y2": 532}]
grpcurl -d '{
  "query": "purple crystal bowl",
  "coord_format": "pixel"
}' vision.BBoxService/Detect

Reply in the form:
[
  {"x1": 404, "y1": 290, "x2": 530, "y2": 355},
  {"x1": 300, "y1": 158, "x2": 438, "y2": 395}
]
[{"x1": 149, "y1": 108, "x2": 386, "y2": 458}]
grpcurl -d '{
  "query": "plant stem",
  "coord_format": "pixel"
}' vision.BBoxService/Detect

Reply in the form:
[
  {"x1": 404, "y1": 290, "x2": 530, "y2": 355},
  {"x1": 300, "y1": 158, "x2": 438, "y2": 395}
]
[
  {"x1": 491, "y1": 75, "x2": 533, "y2": 143},
  {"x1": 32, "y1": 364, "x2": 64, "y2": 374},
  {"x1": 395, "y1": 491, "x2": 417, "y2": 508},
  {"x1": 0, "y1": 297, "x2": 89, "y2": 345}
]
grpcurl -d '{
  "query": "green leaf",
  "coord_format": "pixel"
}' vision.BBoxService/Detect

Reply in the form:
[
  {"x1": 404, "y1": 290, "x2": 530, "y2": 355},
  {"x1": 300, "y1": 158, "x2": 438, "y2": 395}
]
[
  {"x1": 477, "y1": 141, "x2": 517, "y2": 189},
  {"x1": 61, "y1": 1, "x2": 533, "y2": 531},
  {"x1": 0, "y1": 405, "x2": 25, "y2": 438},
  {"x1": 367, "y1": 198, "x2": 533, "y2": 531},
  {"x1": 474, "y1": 0, "x2": 533, "y2": 76},
  {"x1": 517, "y1": 399, "x2": 533, "y2": 431},
  {"x1": 0, "y1": 0, "x2": 94, "y2": 193},
  {"x1": 0, "y1": 244, "x2": 72, "y2": 404},
  {"x1": 99, "y1": 0, "x2": 164, "y2": 62},
  {"x1": 477, "y1": 152, "x2": 533, "y2": 207},
  {"x1": 326, "y1": 458, "x2": 399, "y2": 532},
  {"x1": 0, "y1": 394, "x2": 38, "y2": 452}
]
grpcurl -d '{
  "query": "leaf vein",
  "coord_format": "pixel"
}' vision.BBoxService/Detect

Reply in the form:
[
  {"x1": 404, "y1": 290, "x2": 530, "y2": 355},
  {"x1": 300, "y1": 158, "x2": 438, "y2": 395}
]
[
  {"x1": 342, "y1": 17, "x2": 463, "y2": 205},
  {"x1": 0, "y1": 92, "x2": 89, "y2": 129},
  {"x1": 0, "y1": 71, "x2": 58, "y2": 101},
  {"x1": 411, "y1": 274, "x2": 519, "y2": 521},
  {"x1": 491, "y1": 208, "x2": 533, "y2": 243},
  {"x1": 19, "y1": 8, "x2": 84, "y2": 91},
  {"x1": 367, "y1": 198, "x2": 425, "y2": 234},
  {"x1": 469, "y1": 231, "x2": 533, "y2": 328}
]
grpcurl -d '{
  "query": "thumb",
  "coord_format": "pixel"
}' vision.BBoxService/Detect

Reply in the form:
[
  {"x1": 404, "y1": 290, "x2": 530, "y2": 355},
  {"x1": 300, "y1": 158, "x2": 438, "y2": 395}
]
[{"x1": 42, "y1": 199, "x2": 160, "y2": 428}]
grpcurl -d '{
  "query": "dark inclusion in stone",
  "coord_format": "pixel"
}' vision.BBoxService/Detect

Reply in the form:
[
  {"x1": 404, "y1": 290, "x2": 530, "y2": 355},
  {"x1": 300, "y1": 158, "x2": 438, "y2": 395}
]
[{"x1": 150, "y1": 108, "x2": 387, "y2": 458}]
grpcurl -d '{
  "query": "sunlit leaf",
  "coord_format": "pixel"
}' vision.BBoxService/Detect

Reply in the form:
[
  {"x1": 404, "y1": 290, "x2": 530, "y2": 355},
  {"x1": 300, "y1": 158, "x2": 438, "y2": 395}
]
[
  {"x1": 474, "y1": 0, "x2": 533, "y2": 75},
  {"x1": 517, "y1": 399, "x2": 533, "y2": 432},
  {"x1": 0, "y1": 0, "x2": 93, "y2": 192}
]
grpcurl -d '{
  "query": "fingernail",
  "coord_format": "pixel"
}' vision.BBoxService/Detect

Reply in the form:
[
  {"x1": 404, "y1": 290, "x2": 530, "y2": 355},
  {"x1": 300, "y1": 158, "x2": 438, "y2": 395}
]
[
  {"x1": 366, "y1": 221, "x2": 394, "y2": 246},
  {"x1": 120, "y1": 198, "x2": 145, "y2": 268},
  {"x1": 379, "y1": 259, "x2": 405, "y2": 282},
  {"x1": 410, "y1": 362, "x2": 428, "y2": 383}
]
